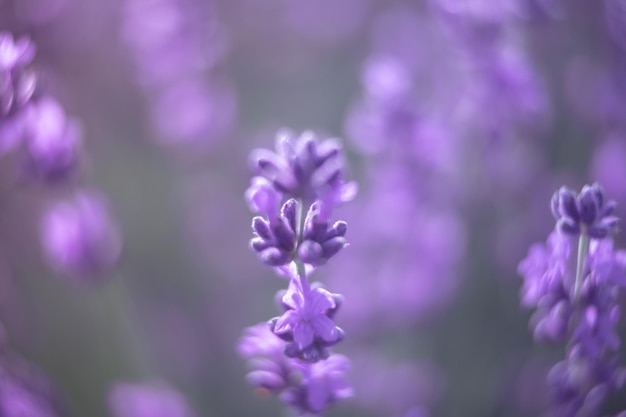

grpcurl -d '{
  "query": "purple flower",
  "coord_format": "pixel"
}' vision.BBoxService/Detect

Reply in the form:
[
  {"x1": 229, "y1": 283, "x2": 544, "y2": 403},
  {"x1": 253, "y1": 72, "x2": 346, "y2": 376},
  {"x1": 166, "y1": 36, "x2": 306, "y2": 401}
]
[
  {"x1": 298, "y1": 201, "x2": 348, "y2": 267},
  {"x1": 108, "y1": 382, "x2": 196, "y2": 417},
  {"x1": 519, "y1": 184, "x2": 626, "y2": 416},
  {"x1": 249, "y1": 130, "x2": 356, "y2": 207},
  {"x1": 551, "y1": 183, "x2": 619, "y2": 238},
  {"x1": 238, "y1": 323, "x2": 294, "y2": 393},
  {"x1": 41, "y1": 191, "x2": 121, "y2": 281},
  {"x1": 244, "y1": 177, "x2": 282, "y2": 218},
  {"x1": 238, "y1": 324, "x2": 352, "y2": 415},
  {"x1": 271, "y1": 281, "x2": 343, "y2": 363},
  {"x1": 242, "y1": 129, "x2": 354, "y2": 414},
  {"x1": 21, "y1": 97, "x2": 81, "y2": 183},
  {"x1": 280, "y1": 354, "x2": 353, "y2": 415},
  {"x1": 250, "y1": 199, "x2": 298, "y2": 267}
]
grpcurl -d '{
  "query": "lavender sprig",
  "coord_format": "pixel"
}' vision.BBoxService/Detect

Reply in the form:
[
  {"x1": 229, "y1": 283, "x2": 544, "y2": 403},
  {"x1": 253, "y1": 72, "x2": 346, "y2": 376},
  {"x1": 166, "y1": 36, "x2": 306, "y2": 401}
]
[
  {"x1": 239, "y1": 130, "x2": 355, "y2": 415},
  {"x1": 519, "y1": 183, "x2": 626, "y2": 417}
]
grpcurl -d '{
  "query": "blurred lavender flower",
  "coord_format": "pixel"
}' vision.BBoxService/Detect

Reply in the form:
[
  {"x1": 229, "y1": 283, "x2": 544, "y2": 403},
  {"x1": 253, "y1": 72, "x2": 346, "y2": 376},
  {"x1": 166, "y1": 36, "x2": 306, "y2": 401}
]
[
  {"x1": 518, "y1": 184, "x2": 626, "y2": 416},
  {"x1": 551, "y1": 183, "x2": 619, "y2": 239},
  {"x1": 250, "y1": 199, "x2": 298, "y2": 267},
  {"x1": 109, "y1": 381, "x2": 196, "y2": 417},
  {"x1": 238, "y1": 323, "x2": 352, "y2": 415},
  {"x1": 241, "y1": 129, "x2": 354, "y2": 414},
  {"x1": 21, "y1": 97, "x2": 81, "y2": 183},
  {"x1": 41, "y1": 191, "x2": 121, "y2": 282},
  {"x1": 270, "y1": 281, "x2": 343, "y2": 362}
]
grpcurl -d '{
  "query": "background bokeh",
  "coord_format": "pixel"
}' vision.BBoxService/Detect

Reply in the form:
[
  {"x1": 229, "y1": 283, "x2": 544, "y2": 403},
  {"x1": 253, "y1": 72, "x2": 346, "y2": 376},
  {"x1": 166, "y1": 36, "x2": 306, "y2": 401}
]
[{"x1": 1, "y1": 0, "x2": 626, "y2": 416}]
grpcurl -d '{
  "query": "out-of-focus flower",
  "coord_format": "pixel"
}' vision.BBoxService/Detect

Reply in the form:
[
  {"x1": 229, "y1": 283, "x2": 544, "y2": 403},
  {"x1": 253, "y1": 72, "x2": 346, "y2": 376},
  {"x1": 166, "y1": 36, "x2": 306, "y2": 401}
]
[
  {"x1": 21, "y1": 97, "x2": 81, "y2": 183},
  {"x1": 41, "y1": 191, "x2": 121, "y2": 282},
  {"x1": 280, "y1": 353, "x2": 353, "y2": 415},
  {"x1": 238, "y1": 323, "x2": 352, "y2": 414},
  {"x1": 551, "y1": 183, "x2": 619, "y2": 238},
  {"x1": 108, "y1": 381, "x2": 196, "y2": 417},
  {"x1": 518, "y1": 184, "x2": 626, "y2": 416},
  {"x1": 250, "y1": 199, "x2": 298, "y2": 267}
]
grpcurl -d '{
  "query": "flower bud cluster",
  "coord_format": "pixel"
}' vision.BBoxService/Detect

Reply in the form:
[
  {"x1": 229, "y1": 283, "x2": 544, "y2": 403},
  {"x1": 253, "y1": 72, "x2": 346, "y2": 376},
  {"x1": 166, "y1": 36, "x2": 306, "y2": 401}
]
[
  {"x1": 519, "y1": 183, "x2": 626, "y2": 416},
  {"x1": 240, "y1": 130, "x2": 355, "y2": 414},
  {"x1": 238, "y1": 323, "x2": 352, "y2": 415},
  {"x1": 551, "y1": 183, "x2": 619, "y2": 238}
]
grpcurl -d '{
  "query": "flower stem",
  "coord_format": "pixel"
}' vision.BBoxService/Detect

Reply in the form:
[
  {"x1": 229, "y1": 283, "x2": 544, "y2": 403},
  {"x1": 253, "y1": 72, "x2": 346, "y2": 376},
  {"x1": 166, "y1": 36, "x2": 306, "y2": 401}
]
[
  {"x1": 294, "y1": 199, "x2": 309, "y2": 293},
  {"x1": 574, "y1": 231, "x2": 589, "y2": 302}
]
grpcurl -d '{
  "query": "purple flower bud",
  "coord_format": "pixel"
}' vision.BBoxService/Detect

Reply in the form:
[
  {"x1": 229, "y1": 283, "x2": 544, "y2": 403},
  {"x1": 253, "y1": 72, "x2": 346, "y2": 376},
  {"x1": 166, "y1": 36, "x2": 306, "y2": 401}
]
[
  {"x1": 245, "y1": 177, "x2": 282, "y2": 219},
  {"x1": 280, "y1": 354, "x2": 353, "y2": 415},
  {"x1": 249, "y1": 200, "x2": 299, "y2": 267},
  {"x1": 298, "y1": 240, "x2": 324, "y2": 265},
  {"x1": 551, "y1": 186, "x2": 579, "y2": 222},
  {"x1": 41, "y1": 191, "x2": 122, "y2": 282},
  {"x1": 246, "y1": 370, "x2": 288, "y2": 392},
  {"x1": 551, "y1": 183, "x2": 619, "y2": 238},
  {"x1": 298, "y1": 201, "x2": 349, "y2": 266},
  {"x1": 258, "y1": 247, "x2": 291, "y2": 267}
]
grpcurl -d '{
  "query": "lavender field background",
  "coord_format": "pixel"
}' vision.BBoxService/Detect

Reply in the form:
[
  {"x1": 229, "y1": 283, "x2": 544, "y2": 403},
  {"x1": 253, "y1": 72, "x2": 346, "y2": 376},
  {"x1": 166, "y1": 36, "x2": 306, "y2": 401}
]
[{"x1": 1, "y1": 0, "x2": 626, "y2": 416}]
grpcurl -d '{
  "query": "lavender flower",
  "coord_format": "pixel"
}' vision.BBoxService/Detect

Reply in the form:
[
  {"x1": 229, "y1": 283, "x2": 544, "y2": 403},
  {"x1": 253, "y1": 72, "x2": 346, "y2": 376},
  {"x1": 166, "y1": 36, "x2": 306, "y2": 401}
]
[
  {"x1": 271, "y1": 280, "x2": 344, "y2": 362},
  {"x1": 21, "y1": 97, "x2": 81, "y2": 183},
  {"x1": 298, "y1": 202, "x2": 348, "y2": 267},
  {"x1": 551, "y1": 184, "x2": 619, "y2": 238},
  {"x1": 41, "y1": 191, "x2": 121, "y2": 281},
  {"x1": 241, "y1": 129, "x2": 354, "y2": 414},
  {"x1": 519, "y1": 184, "x2": 626, "y2": 416}
]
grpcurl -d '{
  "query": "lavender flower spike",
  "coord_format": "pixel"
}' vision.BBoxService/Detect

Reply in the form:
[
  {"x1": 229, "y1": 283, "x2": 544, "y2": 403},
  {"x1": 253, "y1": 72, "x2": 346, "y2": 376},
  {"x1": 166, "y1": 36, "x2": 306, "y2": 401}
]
[
  {"x1": 551, "y1": 183, "x2": 619, "y2": 238},
  {"x1": 241, "y1": 129, "x2": 355, "y2": 414},
  {"x1": 519, "y1": 183, "x2": 626, "y2": 417}
]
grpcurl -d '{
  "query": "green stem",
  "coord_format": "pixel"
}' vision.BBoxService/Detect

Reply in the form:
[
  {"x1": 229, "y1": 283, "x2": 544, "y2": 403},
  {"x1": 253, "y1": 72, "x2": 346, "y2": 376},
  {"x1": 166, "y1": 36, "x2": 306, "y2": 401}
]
[{"x1": 574, "y1": 231, "x2": 589, "y2": 302}]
